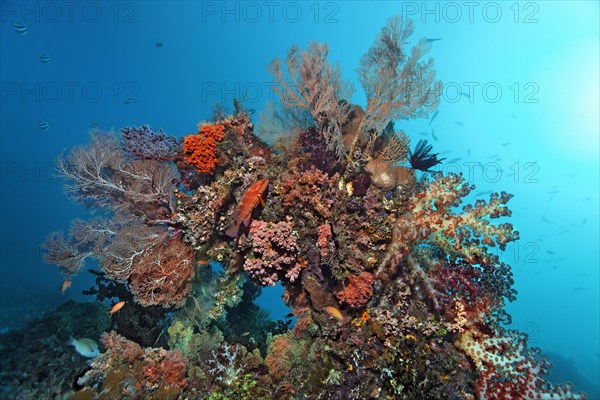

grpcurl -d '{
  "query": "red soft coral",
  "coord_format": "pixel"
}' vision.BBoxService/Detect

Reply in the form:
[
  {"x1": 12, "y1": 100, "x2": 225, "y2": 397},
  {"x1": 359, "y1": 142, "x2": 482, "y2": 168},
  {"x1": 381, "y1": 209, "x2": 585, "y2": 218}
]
[
  {"x1": 143, "y1": 348, "x2": 189, "y2": 388},
  {"x1": 335, "y1": 271, "x2": 374, "y2": 308},
  {"x1": 100, "y1": 330, "x2": 144, "y2": 364},
  {"x1": 265, "y1": 334, "x2": 292, "y2": 382}
]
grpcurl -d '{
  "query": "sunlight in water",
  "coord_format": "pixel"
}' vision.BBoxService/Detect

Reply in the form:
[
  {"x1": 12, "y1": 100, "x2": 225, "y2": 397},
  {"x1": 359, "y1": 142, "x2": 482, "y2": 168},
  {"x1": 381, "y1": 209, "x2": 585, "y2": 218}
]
[{"x1": 548, "y1": 39, "x2": 599, "y2": 162}]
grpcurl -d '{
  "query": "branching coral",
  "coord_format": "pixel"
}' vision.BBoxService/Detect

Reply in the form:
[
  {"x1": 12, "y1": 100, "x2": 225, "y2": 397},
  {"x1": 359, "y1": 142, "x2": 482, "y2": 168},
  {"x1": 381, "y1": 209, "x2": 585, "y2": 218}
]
[
  {"x1": 43, "y1": 231, "x2": 92, "y2": 275},
  {"x1": 348, "y1": 16, "x2": 441, "y2": 157},
  {"x1": 99, "y1": 219, "x2": 162, "y2": 281},
  {"x1": 378, "y1": 130, "x2": 410, "y2": 164},
  {"x1": 45, "y1": 216, "x2": 194, "y2": 307},
  {"x1": 243, "y1": 220, "x2": 303, "y2": 286},
  {"x1": 56, "y1": 131, "x2": 179, "y2": 221},
  {"x1": 316, "y1": 222, "x2": 333, "y2": 257},
  {"x1": 269, "y1": 42, "x2": 353, "y2": 159},
  {"x1": 129, "y1": 233, "x2": 195, "y2": 307},
  {"x1": 377, "y1": 173, "x2": 519, "y2": 280}
]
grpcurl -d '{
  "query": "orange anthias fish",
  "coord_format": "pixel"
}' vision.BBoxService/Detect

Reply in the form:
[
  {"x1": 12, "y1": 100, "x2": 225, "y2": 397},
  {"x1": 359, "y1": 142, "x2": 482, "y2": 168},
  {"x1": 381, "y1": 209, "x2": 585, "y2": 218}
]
[
  {"x1": 225, "y1": 178, "x2": 268, "y2": 238},
  {"x1": 109, "y1": 301, "x2": 125, "y2": 315},
  {"x1": 60, "y1": 279, "x2": 72, "y2": 294}
]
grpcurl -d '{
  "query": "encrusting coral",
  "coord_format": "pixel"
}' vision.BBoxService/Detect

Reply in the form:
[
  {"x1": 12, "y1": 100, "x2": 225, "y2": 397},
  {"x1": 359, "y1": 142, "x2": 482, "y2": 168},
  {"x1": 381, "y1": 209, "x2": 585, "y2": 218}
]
[
  {"x1": 40, "y1": 15, "x2": 587, "y2": 400},
  {"x1": 183, "y1": 123, "x2": 225, "y2": 174}
]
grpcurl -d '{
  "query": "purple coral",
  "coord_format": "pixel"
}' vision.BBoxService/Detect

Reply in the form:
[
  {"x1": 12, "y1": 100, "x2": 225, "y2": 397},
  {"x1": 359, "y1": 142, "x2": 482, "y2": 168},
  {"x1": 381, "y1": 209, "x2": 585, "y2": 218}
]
[
  {"x1": 121, "y1": 124, "x2": 179, "y2": 160},
  {"x1": 243, "y1": 220, "x2": 303, "y2": 286}
]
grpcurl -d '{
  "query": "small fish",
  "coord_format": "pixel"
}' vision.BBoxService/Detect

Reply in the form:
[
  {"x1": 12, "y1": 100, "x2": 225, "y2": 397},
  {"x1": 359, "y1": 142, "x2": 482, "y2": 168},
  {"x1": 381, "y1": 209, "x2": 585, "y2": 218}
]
[
  {"x1": 155, "y1": 42, "x2": 163, "y2": 48},
  {"x1": 346, "y1": 181, "x2": 354, "y2": 196},
  {"x1": 572, "y1": 287, "x2": 586, "y2": 291},
  {"x1": 474, "y1": 190, "x2": 492, "y2": 197},
  {"x1": 580, "y1": 218, "x2": 587, "y2": 227},
  {"x1": 324, "y1": 306, "x2": 346, "y2": 323},
  {"x1": 36, "y1": 120, "x2": 49, "y2": 131},
  {"x1": 547, "y1": 190, "x2": 559, "y2": 194},
  {"x1": 583, "y1": 197, "x2": 592, "y2": 201},
  {"x1": 197, "y1": 260, "x2": 209, "y2": 266},
  {"x1": 426, "y1": 37, "x2": 442, "y2": 42},
  {"x1": 540, "y1": 215, "x2": 552, "y2": 223},
  {"x1": 501, "y1": 142, "x2": 511, "y2": 146},
  {"x1": 447, "y1": 157, "x2": 462, "y2": 164},
  {"x1": 417, "y1": 131, "x2": 429, "y2": 136},
  {"x1": 566, "y1": 174, "x2": 575, "y2": 178},
  {"x1": 90, "y1": 122, "x2": 99, "y2": 130},
  {"x1": 429, "y1": 110, "x2": 439, "y2": 126},
  {"x1": 431, "y1": 130, "x2": 438, "y2": 141},
  {"x1": 455, "y1": 121, "x2": 463, "y2": 126},
  {"x1": 109, "y1": 301, "x2": 125, "y2": 315},
  {"x1": 68, "y1": 337, "x2": 99, "y2": 358},
  {"x1": 467, "y1": 148, "x2": 471, "y2": 156},
  {"x1": 546, "y1": 250, "x2": 555, "y2": 255},
  {"x1": 486, "y1": 154, "x2": 499, "y2": 159},
  {"x1": 511, "y1": 113, "x2": 517, "y2": 119},
  {"x1": 12, "y1": 21, "x2": 27, "y2": 35},
  {"x1": 460, "y1": 92, "x2": 471, "y2": 99},
  {"x1": 60, "y1": 279, "x2": 72, "y2": 294},
  {"x1": 226, "y1": 178, "x2": 269, "y2": 238},
  {"x1": 38, "y1": 53, "x2": 51, "y2": 63}
]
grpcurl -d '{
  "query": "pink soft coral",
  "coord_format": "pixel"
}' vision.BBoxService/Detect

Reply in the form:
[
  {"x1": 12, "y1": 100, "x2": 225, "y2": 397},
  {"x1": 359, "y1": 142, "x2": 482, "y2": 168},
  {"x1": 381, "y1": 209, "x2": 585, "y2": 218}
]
[{"x1": 243, "y1": 220, "x2": 304, "y2": 286}]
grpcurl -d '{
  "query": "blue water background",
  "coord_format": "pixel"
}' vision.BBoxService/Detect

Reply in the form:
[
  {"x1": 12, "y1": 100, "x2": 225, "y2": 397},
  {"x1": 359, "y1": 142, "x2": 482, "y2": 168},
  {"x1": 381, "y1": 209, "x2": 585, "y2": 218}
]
[{"x1": 1, "y1": 1, "x2": 598, "y2": 394}]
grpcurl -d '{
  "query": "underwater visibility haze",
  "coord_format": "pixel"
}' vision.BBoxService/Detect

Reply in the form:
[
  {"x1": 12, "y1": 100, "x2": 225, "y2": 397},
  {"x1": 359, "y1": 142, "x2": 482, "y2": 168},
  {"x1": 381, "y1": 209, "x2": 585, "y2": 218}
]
[{"x1": 0, "y1": 2, "x2": 599, "y2": 399}]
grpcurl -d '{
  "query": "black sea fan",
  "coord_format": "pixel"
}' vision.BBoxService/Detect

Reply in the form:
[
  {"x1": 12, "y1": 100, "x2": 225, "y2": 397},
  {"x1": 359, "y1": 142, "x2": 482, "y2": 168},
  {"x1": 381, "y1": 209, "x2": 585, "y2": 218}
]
[{"x1": 409, "y1": 139, "x2": 445, "y2": 172}]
